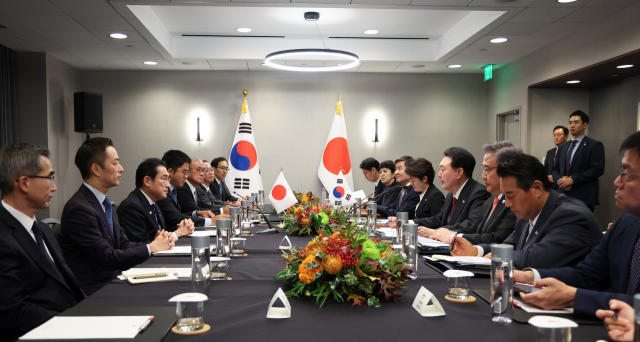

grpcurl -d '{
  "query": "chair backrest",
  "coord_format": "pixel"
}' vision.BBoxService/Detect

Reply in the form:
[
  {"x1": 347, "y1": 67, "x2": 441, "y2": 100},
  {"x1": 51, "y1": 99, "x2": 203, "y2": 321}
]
[{"x1": 42, "y1": 218, "x2": 62, "y2": 244}]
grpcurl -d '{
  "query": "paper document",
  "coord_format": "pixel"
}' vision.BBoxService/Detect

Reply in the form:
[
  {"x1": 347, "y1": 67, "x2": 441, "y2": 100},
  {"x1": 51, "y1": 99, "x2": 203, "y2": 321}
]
[
  {"x1": 514, "y1": 298, "x2": 573, "y2": 314},
  {"x1": 418, "y1": 236, "x2": 449, "y2": 247},
  {"x1": 20, "y1": 316, "x2": 152, "y2": 340},
  {"x1": 119, "y1": 268, "x2": 191, "y2": 283},
  {"x1": 189, "y1": 230, "x2": 217, "y2": 237},
  {"x1": 376, "y1": 228, "x2": 396, "y2": 237},
  {"x1": 153, "y1": 246, "x2": 197, "y2": 255},
  {"x1": 428, "y1": 255, "x2": 491, "y2": 266}
]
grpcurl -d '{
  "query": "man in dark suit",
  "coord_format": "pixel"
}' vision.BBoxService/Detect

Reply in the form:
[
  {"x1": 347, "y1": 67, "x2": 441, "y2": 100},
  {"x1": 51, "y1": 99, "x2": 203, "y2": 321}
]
[
  {"x1": 431, "y1": 142, "x2": 519, "y2": 245},
  {"x1": 417, "y1": 147, "x2": 491, "y2": 237},
  {"x1": 157, "y1": 150, "x2": 210, "y2": 229},
  {"x1": 0, "y1": 144, "x2": 85, "y2": 341},
  {"x1": 404, "y1": 158, "x2": 444, "y2": 219},
  {"x1": 177, "y1": 158, "x2": 227, "y2": 225},
  {"x1": 452, "y1": 154, "x2": 602, "y2": 270},
  {"x1": 378, "y1": 156, "x2": 421, "y2": 218},
  {"x1": 210, "y1": 157, "x2": 241, "y2": 204},
  {"x1": 59, "y1": 138, "x2": 173, "y2": 295},
  {"x1": 117, "y1": 158, "x2": 194, "y2": 243},
  {"x1": 197, "y1": 161, "x2": 228, "y2": 212},
  {"x1": 552, "y1": 110, "x2": 605, "y2": 212},
  {"x1": 514, "y1": 131, "x2": 640, "y2": 318},
  {"x1": 359, "y1": 157, "x2": 385, "y2": 205},
  {"x1": 544, "y1": 125, "x2": 569, "y2": 190}
]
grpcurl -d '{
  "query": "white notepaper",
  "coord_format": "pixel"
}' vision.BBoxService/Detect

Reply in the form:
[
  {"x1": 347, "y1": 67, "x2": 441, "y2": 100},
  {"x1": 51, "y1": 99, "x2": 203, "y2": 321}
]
[
  {"x1": 528, "y1": 315, "x2": 578, "y2": 328},
  {"x1": 279, "y1": 235, "x2": 292, "y2": 250},
  {"x1": 514, "y1": 299, "x2": 573, "y2": 314},
  {"x1": 120, "y1": 267, "x2": 191, "y2": 280},
  {"x1": 20, "y1": 316, "x2": 152, "y2": 340},
  {"x1": 190, "y1": 230, "x2": 217, "y2": 237},
  {"x1": 412, "y1": 287, "x2": 445, "y2": 317},
  {"x1": 418, "y1": 236, "x2": 449, "y2": 247},
  {"x1": 266, "y1": 288, "x2": 291, "y2": 319},
  {"x1": 153, "y1": 245, "x2": 215, "y2": 255},
  {"x1": 427, "y1": 255, "x2": 492, "y2": 266}
]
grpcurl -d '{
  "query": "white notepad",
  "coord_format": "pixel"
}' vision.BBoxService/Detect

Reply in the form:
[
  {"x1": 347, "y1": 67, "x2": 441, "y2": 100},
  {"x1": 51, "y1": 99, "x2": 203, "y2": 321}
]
[
  {"x1": 417, "y1": 236, "x2": 449, "y2": 247},
  {"x1": 20, "y1": 316, "x2": 153, "y2": 340}
]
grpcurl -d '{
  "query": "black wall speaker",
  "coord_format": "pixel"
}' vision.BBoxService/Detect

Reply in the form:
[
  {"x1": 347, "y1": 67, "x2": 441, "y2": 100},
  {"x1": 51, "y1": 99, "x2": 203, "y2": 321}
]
[{"x1": 74, "y1": 92, "x2": 103, "y2": 133}]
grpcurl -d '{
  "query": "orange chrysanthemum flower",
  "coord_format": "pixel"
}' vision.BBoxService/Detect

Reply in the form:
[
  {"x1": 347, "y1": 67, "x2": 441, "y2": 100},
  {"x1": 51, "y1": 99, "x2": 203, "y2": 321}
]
[
  {"x1": 298, "y1": 256, "x2": 322, "y2": 283},
  {"x1": 304, "y1": 241, "x2": 326, "y2": 256}
]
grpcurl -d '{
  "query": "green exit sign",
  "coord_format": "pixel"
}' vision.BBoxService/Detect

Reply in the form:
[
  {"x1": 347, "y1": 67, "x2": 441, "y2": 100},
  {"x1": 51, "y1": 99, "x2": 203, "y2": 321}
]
[{"x1": 484, "y1": 65, "x2": 493, "y2": 81}]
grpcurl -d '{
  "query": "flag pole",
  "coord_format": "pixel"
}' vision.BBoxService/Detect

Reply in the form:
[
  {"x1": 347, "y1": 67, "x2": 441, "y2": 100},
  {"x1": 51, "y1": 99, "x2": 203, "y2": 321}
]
[{"x1": 242, "y1": 89, "x2": 248, "y2": 114}]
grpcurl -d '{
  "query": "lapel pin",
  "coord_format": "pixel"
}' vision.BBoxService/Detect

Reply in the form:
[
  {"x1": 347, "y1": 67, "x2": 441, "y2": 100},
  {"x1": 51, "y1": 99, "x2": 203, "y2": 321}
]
[
  {"x1": 462, "y1": 200, "x2": 465, "y2": 204},
  {"x1": 149, "y1": 211, "x2": 152, "y2": 215},
  {"x1": 535, "y1": 231, "x2": 538, "y2": 235}
]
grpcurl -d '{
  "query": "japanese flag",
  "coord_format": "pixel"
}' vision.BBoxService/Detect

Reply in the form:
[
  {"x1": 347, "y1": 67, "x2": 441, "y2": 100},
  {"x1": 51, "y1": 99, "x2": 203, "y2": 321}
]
[
  {"x1": 227, "y1": 95, "x2": 264, "y2": 197},
  {"x1": 318, "y1": 97, "x2": 354, "y2": 191},
  {"x1": 329, "y1": 170, "x2": 356, "y2": 208},
  {"x1": 268, "y1": 171, "x2": 298, "y2": 214}
]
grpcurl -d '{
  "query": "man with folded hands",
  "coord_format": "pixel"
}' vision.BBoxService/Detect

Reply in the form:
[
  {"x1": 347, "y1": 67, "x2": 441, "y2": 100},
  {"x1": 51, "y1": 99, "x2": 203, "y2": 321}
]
[
  {"x1": 117, "y1": 158, "x2": 194, "y2": 243},
  {"x1": 450, "y1": 154, "x2": 602, "y2": 270},
  {"x1": 430, "y1": 141, "x2": 518, "y2": 245},
  {"x1": 513, "y1": 132, "x2": 640, "y2": 318}
]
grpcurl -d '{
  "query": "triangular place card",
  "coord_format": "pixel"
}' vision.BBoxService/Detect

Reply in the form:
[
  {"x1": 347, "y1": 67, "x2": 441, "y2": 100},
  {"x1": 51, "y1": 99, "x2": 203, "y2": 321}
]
[
  {"x1": 412, "y1": 286, "x2": 445, "y2": 317},
  {"x1": 266, "y1": 288, "x2": 291, "y2": 319}
]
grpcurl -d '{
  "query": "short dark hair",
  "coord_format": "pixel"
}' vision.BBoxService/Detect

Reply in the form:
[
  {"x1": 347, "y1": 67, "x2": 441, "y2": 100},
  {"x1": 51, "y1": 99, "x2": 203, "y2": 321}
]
[
  {"x1": 162, "y1": 150, "x2": 191, "y2": 172},
  {"x1": 553, "y1": 125, "x2": 569, "y2": 136},
  {"x1": 405, "y1": 158, "x2": 435, "y2": 185},
  {"x1": 211, "y1": 157, "x2": 228, "y2": 168},
  {"x1": 444, "y1": 147, "x2": 475, "y2": 178},
  {"x1": 379, "y1": 160, "x2": 395, "y2": 173},
  {"x1": 135, "y1": 158, "x2": 167, "y2": 188},
  {"x1": 74, "y1": 137, "x2": 113, "y2": 180},
  {"x1": 570, "y1": 110, "x2": 589, "y2": 124},
  {"x1": 394, "y1": 156, "x2": 413, "y2": 166},
  {"x1": 359, "y1": 157, "x2": 380, "y2": 171},
  {"x1": 620, "y1": 131, "x2": 640, "y2": 155},
  {"x1": 0, "y1": 144, "x2": 50, "y2": 195},
  {"x1": 497, "y1": 154, "x2": 551, "y2": 192}
]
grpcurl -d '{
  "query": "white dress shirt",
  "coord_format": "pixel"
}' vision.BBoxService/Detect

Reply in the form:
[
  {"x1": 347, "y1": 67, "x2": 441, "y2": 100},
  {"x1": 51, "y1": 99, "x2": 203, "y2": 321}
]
[
  {"x1": 2, "y1": 200, "x2": 54, "y2": 261},
  {"x1": 140, "y1": 189, "x2": 178, "y2": 241}
]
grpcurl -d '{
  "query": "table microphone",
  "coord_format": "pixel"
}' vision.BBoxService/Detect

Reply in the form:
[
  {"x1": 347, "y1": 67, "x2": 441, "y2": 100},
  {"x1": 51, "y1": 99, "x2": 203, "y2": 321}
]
[{"x1": 212, "y1": 199, "x2": 277, "y2": 234}]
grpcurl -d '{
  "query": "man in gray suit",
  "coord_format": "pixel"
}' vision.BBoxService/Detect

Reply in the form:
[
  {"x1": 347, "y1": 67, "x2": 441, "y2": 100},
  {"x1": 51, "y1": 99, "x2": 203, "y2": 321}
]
[{"x1": 451, "y1": 154, "x2": 602, "y2": 270}]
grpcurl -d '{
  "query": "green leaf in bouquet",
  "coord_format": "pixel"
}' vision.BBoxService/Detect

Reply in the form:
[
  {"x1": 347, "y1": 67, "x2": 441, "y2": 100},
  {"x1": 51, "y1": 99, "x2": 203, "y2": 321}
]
[
  {"x1": 344, "y1": 273, "x2": 359, "y2": 286},
  {"x1": 367, "y1": 297, "x2": 381, "y2": 308}
]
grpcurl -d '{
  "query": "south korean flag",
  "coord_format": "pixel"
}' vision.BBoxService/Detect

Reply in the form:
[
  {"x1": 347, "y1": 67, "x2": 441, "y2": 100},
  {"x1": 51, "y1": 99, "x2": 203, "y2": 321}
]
[{"x1": 329, "y1": 169, "x2": 356, "y2": 208}]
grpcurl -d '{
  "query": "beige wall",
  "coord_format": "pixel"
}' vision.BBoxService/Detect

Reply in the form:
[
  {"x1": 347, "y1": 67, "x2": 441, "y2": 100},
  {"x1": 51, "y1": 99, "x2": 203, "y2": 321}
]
[{"x1": 42, "y1": 69, "x2": 490, "y2": 219}]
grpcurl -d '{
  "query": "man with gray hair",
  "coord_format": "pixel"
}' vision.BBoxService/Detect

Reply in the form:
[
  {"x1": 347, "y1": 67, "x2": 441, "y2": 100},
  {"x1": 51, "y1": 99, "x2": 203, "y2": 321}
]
[
  {"x1": 0, "y1": 144, "x2": 85, "y2": 340},
  {"x1": 430, "y1": 141, "x2": 520, "y2": 244}
]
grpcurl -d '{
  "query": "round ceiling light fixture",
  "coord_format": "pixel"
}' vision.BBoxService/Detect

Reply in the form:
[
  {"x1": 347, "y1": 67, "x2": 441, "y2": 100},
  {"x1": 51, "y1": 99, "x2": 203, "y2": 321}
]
[
  {"x1": 566, "y1": 80, "x2": 580, "y2": 84},
  {"x1": 448, "y1": 64, "x2": 462, "y2": 68},
  {"x1": 617, "y1": 64, "x2": 634, "y2": 69},
  {"x1": 143, "y1": 61, "x2": 158, "y2": 65},
  {"x1": 264, "y1": 49, "x2": 359, "y2": 72},
  {"x1": 490, "y1": 37, "x2": 508, "y2": 43},
  {"x1": 364, "y1": 29, "x2": 379, "y2": 35},
  {"x1": 109, "y1": 33, "x2": 127, "y2": 39},
  {"x1": 236, "y1": 28, "x2": 251, "y2": 33},
  {"x1": 558, "y1": 0, "x2": 577, "y2": 3}
]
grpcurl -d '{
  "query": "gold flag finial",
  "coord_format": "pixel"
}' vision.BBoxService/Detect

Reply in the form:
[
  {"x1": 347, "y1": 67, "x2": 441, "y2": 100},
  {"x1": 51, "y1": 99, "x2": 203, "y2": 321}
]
[
  {"x1": 241, "y1": 90, "x2": 248, "y2": 113},
  {"x1": 336, "y1": 96, "x2": 343, "y2": 115},
  {"x1": 280, "y1": 167, "x2": 283, "y2": 172}
]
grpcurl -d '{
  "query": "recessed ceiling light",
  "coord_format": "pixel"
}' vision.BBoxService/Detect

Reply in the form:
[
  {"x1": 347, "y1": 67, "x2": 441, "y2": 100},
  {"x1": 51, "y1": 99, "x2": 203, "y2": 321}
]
[
  {"x1": 566, "y1": 80, "x2": 580, "y2": 84},
  {"x1": 490, "y1": 37, "x2": 508, "y2": 43},
  {"x1": 617, "y1": 64, "x2": 634, "y2": 69},
  {"x1": 182, "y1": 62, "x2": 196, "y2": 65},
  {"x1": 236, "y1": 28, "x2": 251, "y2": 33},
  {"x1": 558, "y1": 0, "x2": 577, "y2": 3},
  {"x1": 364, "y1": 29, "x2": 379, "y2": 35},
  {"x1": 109, "y1": 33, "x2": 127, "y2": 39},
  {"x1": 411, "y1": 65, "x2": 425, "y2": 68},
  {"x1": 143, "y1": 61, "x2": 157, "y2": 65},
  {"x1": 448, "y1": 64, "x2": 462, "y2": 68}
]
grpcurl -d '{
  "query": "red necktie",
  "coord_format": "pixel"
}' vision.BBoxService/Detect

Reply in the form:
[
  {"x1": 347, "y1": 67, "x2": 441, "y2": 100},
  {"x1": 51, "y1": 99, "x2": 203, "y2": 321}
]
[{"x1": 451, "y1": 197, "x2": 457, "y2": 215}]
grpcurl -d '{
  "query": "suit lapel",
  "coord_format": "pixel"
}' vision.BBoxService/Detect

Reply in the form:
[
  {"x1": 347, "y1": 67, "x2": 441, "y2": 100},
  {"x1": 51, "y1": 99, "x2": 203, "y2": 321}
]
[
  {"x1": 451, "y1": 179, "x2": 474, "y2": 223},
  {"x1": 2, "y1": 211, "x2": 69, "y2": 289},
  {"x1": 481, "y1": 196, "x2": 502, "y2": 233},
  {"x1": 80, "y1": 185, "x2": 115, "y2": 245},
  {"x1": 568, "y1": 136, "x2": 588, "y2": 174},
  {"x1": 134, "y1": 189, "x2": 160, "y2": 232},
  {"x1": 559, "y1": 143, "x2": 568, "y2": 175},
  {"x1": 523, "y1": 191, "x2": 559, "y2": 249}
]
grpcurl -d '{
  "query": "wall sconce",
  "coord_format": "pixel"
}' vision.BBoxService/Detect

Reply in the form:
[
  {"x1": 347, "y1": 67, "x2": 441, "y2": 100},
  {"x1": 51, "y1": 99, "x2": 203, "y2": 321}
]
[
  {"x1": 372, "y1": 119, "x2": 379, "y2": 143},
  {"x1": 196, "y1": 117, "x2": 203, "y2": 141}
]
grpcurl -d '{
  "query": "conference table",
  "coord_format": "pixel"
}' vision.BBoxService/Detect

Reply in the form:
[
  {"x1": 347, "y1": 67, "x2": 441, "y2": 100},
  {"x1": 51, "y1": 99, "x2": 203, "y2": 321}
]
[{"x1": 71, "y1": 220, "x2": 611, "y2": 342}]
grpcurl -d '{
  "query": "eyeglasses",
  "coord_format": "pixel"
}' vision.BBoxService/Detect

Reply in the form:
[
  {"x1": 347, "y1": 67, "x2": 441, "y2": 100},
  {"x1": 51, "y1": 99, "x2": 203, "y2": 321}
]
[
  {"x1": 192, "y1": 168, "x2": 205, "y2": 174},
  {"x1": 480, "y1": 166, "x2": 497, "y2": 175},
  {"x1": 181, "y1": 170, "x2": 190, "y2": 177},
  {"x1": 203, "y1": 168, "x2": 211, "y2": 173},
  {"x1": 619, "y1": 165, "x2": 640, "y2": 183},
  {"x1": 216, "y1": 167, "x2": 229, "y2": 171},
  {"x1": 17, "y1": 175, "x2": 55, "y2": 184},
  {"x1": 156, "y1": 177, "x2": 170, "y2": 184}
]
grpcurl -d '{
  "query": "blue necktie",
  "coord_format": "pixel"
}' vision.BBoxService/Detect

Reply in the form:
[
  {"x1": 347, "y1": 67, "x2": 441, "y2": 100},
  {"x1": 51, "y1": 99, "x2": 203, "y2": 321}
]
[
  {"x1": 171, "y1": 188, "x2": 178, "y2": 204},
  {"x1": 219, "y1": 182, "x2": 224, "y2": 202},
  {"x1": 31, "y1": 221, "x2": 54, "y2": 265},
  {"x1": 150, "y1": 203, "x2": 160, "y2": 229},
  {"x1": 103, "y1": 196, "x2": 114, "y2": 235},
  {"x1": 565, "y1": 140, "x2": 578, "y2": 175}
]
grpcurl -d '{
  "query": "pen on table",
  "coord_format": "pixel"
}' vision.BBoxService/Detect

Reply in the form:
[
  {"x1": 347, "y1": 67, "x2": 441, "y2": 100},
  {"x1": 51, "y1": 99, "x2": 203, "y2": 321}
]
[
  {"x1": 613, "y1": 309, "x2": 619, "y2": 320},
  {"x1": 449, "y1": 233, "x2": 457, "y2": 253},
  {"x1": 382, "y1": 220, "x2": 390, "y2": 226},
  {"x1": 139, "y1": 317, "x2": 154, "y2": 333},
  {"x1": 132, "y1": 273, "x2": 168, "y2": 279},
  {"x1": 513, "y1": 301, "x2": 522, "y2": 309}
]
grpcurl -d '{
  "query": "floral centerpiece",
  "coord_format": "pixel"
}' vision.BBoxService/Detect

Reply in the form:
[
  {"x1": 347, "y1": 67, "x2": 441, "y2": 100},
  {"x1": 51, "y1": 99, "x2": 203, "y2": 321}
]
[
  {"x1": 274, "y1": 191, "x2": 351, "y2": 236},
  {"x1": 274, "y1": 223, "x2": 413, "y2": 307}
]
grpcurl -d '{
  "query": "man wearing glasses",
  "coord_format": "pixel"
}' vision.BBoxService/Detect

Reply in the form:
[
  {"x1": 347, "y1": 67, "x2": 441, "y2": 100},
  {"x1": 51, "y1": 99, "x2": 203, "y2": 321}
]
[
  {"x1": 195, "y1": 161, "x2": 231, "y2": 213},
  {"x1": 513, "y1": 131, "x2": 640, "y2": 318},
  {"x1": 210, "y1": 157, "x2": 241, "y2": 204},
  {"x1": 176, "y1": 158, "x2": 227, "y2": 224},
  {"x1": 0, "y1": 143, "x2": 85, "y2": 340},
  {"x1": 117, "y1": 158, "x2": 194, "y2": 243}
]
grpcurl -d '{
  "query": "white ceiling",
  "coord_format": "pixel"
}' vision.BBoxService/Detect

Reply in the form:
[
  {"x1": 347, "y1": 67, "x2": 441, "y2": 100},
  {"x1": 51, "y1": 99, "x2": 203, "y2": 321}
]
[{"x1": 0, "y1": 0, "x2": 636, "y2": 73}]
